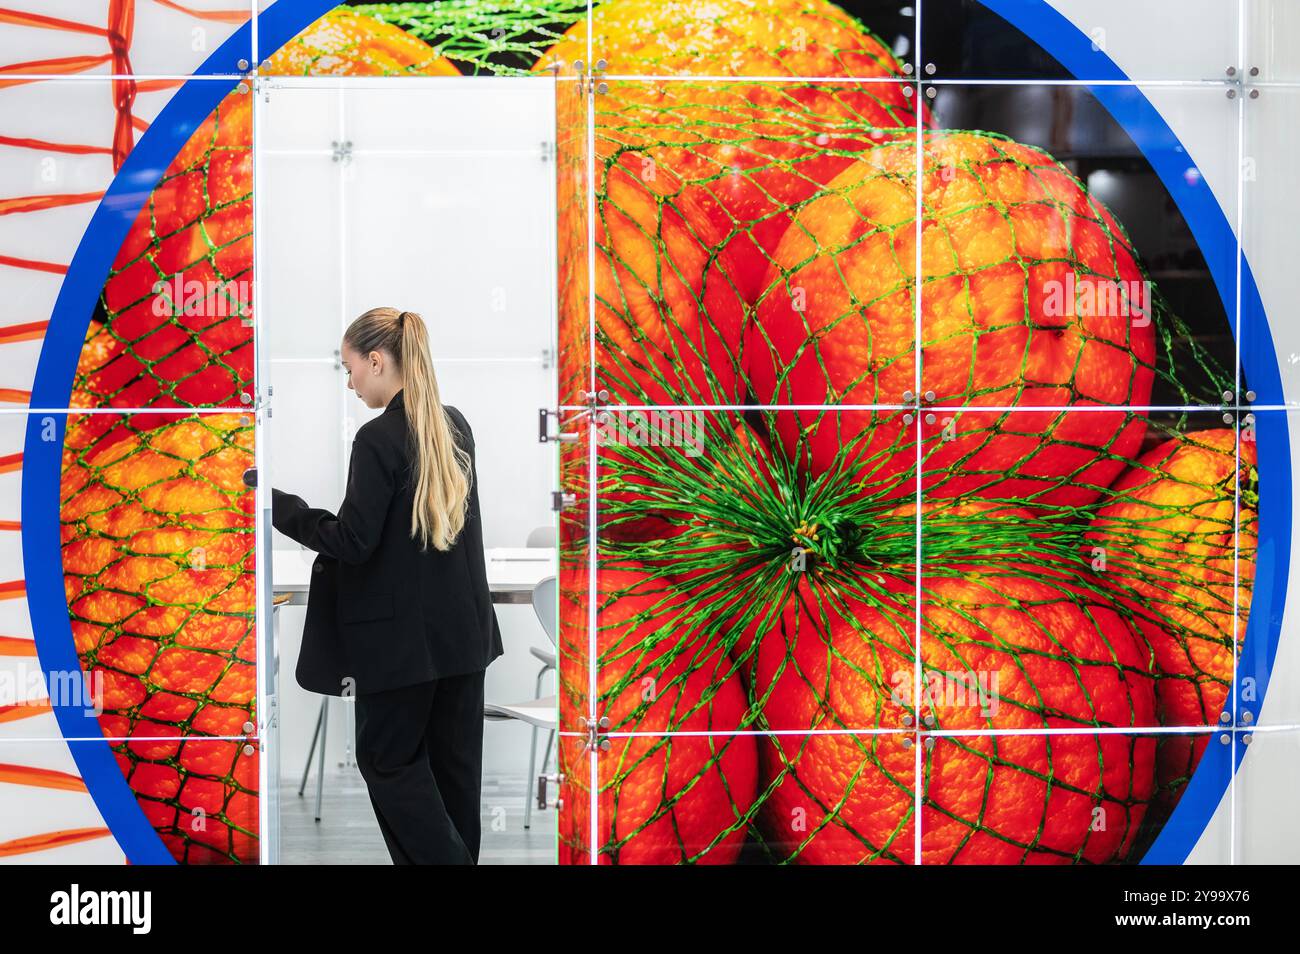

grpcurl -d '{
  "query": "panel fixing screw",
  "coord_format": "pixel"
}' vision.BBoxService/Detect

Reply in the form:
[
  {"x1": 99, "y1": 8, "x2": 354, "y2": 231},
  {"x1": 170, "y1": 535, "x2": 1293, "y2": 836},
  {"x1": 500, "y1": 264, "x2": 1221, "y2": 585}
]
[
  {"x1": 924, "y1": 390, "x2": 936, "y2": 402},
  {"x1": 902, "y1": 390, "x2": 915, "y2": 403},
  {"x1": 237, "y1": 58, "x2": 249, "y2": 71},
  {"x1": 925, "y1": 86, "x2": 937, "y2": 99},
  {"x1": 1242, "y1": 733, "x2": 1253, "y2": 745},
  {"x1": 1250, "y1": 89, "x2": 1260, "y2": 99},
  {"x1": 1223, "y1": 390, "x2": 1235, "y2": 402},
  {"x1": 925, "y1": 413, "x2": 936, "y2": 425},
  {"x1": 595, "y1": 82, "x2": 608, "y2": 94},
  {"x1": 901, "y1": 736, "x2": 914, "y2": 749},
  {"x1": 903, "y1": 413, "x2": 914, "y2": 425},
  {"x1": 1220, "y1": 711, "x2": 1232, "y2": 723},
  {"x1": 1250, "y1": 66, "x2": 1260, "y2": 76},
  {"x1": 1246, "y1": 390, "x2": 1257, "y2": 402},
  {"x1": 902, "y1": 85, "x2": 913, "y2": 98},
  {"x1": 1241, "y1": 711, "x2": 1254, "y2": 725},
  {"x1": 240, "y1": 392, "x2": 253, "y2": 404},
  {"x1": 242, "y1": 743, "x2": 255, "y2": 756},
  {"x1": 1222, "y1": 413, "x2": 1234, "y2": 425},
  {"x1": 901, "y1": 713, "x2": 913, "y2": 726},
  {"x1": 236, "y1": 83, "x2": 249, "y2": 95},
  {"x1": 1226, "y1": 66, "x2": 1237, "y2": 76},
  {"x1": 1227, "y1": 89, "x2": 1237, "y2": 99},
  {"x1": 924, "y1": 62, "x2": 937, "y2": 75},
  {"x1": 922, "y1": 713, "x2": 935, "y2": 727},
  {"x1": 901, "y1": 62, "x2": 914, "y2": 75},
  {"x1": 594, "y1": 59, "x2": 607, "y2": 71},
  {"x1": 243, "y1": 721, "x2": 255, "y2": 734},
  {"x1": 923, "y1": 737, "x2": 935, "y2": 749}
]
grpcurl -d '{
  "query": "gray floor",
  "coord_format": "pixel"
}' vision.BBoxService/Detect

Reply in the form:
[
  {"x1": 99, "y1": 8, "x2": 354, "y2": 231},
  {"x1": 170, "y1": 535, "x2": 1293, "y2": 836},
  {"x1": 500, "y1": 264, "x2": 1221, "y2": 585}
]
[{"x1": 279, "y1": 767, "x2": 558, "y2": 864}]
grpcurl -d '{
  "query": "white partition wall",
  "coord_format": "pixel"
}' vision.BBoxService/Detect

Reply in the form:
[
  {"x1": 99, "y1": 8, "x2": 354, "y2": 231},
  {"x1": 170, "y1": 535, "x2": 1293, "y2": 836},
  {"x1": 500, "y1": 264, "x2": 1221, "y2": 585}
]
[{"x1": 260, "y1": 77, "x2": 559, "y2": 780}]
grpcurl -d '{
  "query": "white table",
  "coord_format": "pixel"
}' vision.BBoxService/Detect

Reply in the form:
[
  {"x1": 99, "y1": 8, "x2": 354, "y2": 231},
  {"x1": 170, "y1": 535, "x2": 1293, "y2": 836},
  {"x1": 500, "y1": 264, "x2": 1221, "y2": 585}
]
[{"x1": 271, "y1": 546, "x2": 556, "y2": 605}]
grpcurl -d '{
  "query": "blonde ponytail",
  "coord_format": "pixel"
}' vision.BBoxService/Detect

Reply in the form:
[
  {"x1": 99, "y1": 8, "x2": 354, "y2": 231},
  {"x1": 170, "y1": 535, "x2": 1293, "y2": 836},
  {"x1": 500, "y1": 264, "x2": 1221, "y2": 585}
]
[{"x1": 345, "y1": 307, "x2": 472, "y2": 551}]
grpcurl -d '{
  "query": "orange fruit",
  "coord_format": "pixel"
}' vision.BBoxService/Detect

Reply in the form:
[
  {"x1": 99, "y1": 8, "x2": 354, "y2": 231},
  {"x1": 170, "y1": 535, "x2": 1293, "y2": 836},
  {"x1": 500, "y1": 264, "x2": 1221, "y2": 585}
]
[
  {"x1": 536, "y1": 0, "x2": 923, "y2": 404},
  {"x1": 753, "y1": 515, "x2": 1157, "y2": 864},
  {"x1": 61, "y1": 412, "x2": 258, "y2": 863},
  {"x1": 1086, "y1": 428, "x2": 1255, "y2": 803},
  {"x1": 558, "y1": 567, "x2": 758, "y2": 864},
  {"x1": 64, "y1": 8, "x2": 458, "y2": 864},
  {"x1": 746, "y1": 131, "x2": 1156, "y2": 510}
]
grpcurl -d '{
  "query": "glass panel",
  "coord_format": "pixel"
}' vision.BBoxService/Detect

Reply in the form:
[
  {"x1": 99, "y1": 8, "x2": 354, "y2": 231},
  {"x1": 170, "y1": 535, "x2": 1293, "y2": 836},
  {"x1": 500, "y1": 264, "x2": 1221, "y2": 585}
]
[
  {"x1": 555, "y1": 57, "x2": 590, "y2": 407},
  {"x1": 917, "y1": 408, "x2": 1250, "y2": 847},
  {"x1": 922, "y1": 731, "x2": 1177, "y2": 864},
  {"x1": 575, "y1": 0, "x2": 917, "y2": 79},
  {"x1": 919, "y1": 85, "x2": 1238, "y2": 410},
  {"x1": 1236, "y1": 409, "x2": 1287, "y2": 728},
  {"x1": 0, "y1": 0, "x2": 251, "y2": 78},
  {"x1": 0, "y1": 78, "x2": 256, "y2": 412},
  {"x1": 256, "y1": 2, "x2": 587, "y2": 77},
  {"x1": 1233, "y1": 728, "x2": 1300, "y2": 863},
  {"x1": 592, "y1": 77, "x2": 921, "y2": 406},
  {"x1": 1241, "y1": 87, "x2": 1300, "y2": 407},
  {"x1": 921, "y1": 0, "x2": 1237, "y2": 82},
  {"x1": 1246, "y1": 0, "x2": 1300, "y2": 84}
]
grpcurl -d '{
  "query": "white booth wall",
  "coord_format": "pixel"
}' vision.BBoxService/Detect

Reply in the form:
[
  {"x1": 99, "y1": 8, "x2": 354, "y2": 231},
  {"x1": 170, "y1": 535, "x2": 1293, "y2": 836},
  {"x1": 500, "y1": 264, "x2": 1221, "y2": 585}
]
[{"x1": 260, "y1": 78, "x2": 558, "y2": 779}]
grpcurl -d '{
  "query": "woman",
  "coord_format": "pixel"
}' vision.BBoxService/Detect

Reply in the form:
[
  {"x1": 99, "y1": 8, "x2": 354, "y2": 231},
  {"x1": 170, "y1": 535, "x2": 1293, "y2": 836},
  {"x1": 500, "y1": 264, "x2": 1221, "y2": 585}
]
[{"x1": 271, "y1": 307, "x2": 504, "y2": 865}]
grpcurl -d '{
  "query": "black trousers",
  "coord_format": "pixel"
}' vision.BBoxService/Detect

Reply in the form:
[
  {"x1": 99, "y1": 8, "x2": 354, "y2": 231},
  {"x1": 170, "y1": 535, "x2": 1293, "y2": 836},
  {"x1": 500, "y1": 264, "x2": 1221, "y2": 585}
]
[{"x1": 353, "y1": 669, "x2": 486, "y2": 865}]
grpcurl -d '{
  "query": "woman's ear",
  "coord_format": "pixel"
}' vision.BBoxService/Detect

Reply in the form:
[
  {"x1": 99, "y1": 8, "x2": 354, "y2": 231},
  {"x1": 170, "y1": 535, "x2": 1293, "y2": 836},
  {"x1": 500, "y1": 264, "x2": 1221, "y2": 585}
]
[{"x1": 369, "y1": 350, "x2": 383, "y2": 375}]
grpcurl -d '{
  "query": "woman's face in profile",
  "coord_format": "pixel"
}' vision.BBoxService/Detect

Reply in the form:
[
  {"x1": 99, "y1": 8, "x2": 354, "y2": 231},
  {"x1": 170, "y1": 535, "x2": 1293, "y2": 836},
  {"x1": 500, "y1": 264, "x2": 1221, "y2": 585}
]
[{"x1": 341, "y1": 341, "x2": 387, "y2": 409}]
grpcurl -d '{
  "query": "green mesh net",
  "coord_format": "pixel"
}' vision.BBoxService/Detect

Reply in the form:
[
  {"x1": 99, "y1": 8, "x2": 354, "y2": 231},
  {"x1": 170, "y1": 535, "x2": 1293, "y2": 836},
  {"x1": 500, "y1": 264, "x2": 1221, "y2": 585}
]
[{"x1": 553, "y1": 66, "x2": 1252, "y2": 864}]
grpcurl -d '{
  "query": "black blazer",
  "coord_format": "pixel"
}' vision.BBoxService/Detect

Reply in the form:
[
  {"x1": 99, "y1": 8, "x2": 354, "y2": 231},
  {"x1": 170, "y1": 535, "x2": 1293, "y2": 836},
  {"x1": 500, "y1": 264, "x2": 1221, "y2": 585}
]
[{"x1": 272, "y1": 390, "x2": 504, "y2": 696}]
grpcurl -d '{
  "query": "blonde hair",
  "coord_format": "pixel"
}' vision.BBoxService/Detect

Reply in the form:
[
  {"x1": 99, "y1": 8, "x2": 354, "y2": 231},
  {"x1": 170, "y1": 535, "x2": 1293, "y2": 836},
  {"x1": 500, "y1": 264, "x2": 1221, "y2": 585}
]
[{"x1": 344, "y1": 307, "x2": 472, "y2": 551}]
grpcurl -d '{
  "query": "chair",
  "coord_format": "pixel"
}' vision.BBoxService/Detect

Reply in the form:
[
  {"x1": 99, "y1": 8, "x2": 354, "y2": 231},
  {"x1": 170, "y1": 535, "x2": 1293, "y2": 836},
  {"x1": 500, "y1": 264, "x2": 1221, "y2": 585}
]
[
  {"x1": 525, "y1": 525, "x2": 557, "y2": 549},
  {"x1": 481, "y1": 575, "x2": 558, "y2": 829}
]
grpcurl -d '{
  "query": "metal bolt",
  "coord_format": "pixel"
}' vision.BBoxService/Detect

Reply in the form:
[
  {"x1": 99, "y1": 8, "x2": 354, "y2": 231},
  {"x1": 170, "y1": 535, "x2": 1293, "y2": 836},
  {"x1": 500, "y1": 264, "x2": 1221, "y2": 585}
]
[
  {"x1": 1246, "y1": 390, "x2": 1257, "y2": 402},
  {"x1": 240, "y1": 416, "x2": 251, "y2": 426},
  {"x1": 902, "y1": 413, "x2": 914, "y2": 425},
  {"x1": 924, "y1": 390, "x2": 936, "y2": 403},
  {"x1": 1223, "y1": 390, "x2": 1235, "y2": 402},
  {"x1": 597, "y1": 390, "x2": 609, "y2": 402},
  {"x1": 901, "y1": 737, "x2": 914, "y2": 749},
  {"x1": 925, "y1": 413, "x2": 936, "y2": 425},
  {"x1": 902, "y1": 390, "x2": 915, "y2": 403},
  {"x1": 1222, "y1": 413, "x2": 1234, "y2": 425},
  {"x1": 1242, "y1": 711, "x2": 1254, "y2": 725},
  {"x1": 237, "y1": 58, "x2": 249, "y2": 71},
  {"x1": 594, "y1": 59, "x2": 607, "y2": 71},
  {"x1": 1250, "y1": 89, "x2": 1260, "y2": 99},
  {"x1": 924, "y1": 63, "x2": 937, "y2": 75},
  {"x1": 902, "y1": 85, "x2": 913, "y2": 98},
  {"x1": 242, "y1": 743, "x2": 255, "y2": 756},
  {"x1": 1242, "y1": 733, "x2": 1253, "y2": 745},
  {"x1": 595, "y1": 82, "x2": 608, "y2": 94},
  {"x1": 573, "y1": 60, "x2": 585, "y2": 71},
  {"x1": 240, "y1": 392, "x2": 252, "y2": 404},
  {"x1": 242, "y1": 721, "x2": 255, "y2": 734},
  {"x1": 925, "y1": 86, "x2": 937, "y2": 99},
  {"x1": 923, "y1": 737, "x2": 935, "y2": 749},
  {"x1": 236, "y1": 83, "x2": 249, "y2": 95},
  {"x1": 1227, "y1": 89, "x2": 1237, "y2": 99},
  {"x1": 901, "y1": 713, "x2": 913, "y2": 726},
  {"x1": 1219, "y1": 733, "x2": 1231, "y2": 745},
  {"x1": 901, "y1": 62, "x2": 914, "y2": 75},
  {"x1": 923, "y1": 714, "x2": 935, "y2": 727},
  {"x1": 598, "y1": 738, "x2": 611, "y2": 751},
  {"x1": 1226, "y1": 66, "x2": 1237, "y2": 77},
  {"x1": 1220, "y1": 711, "x2": 1232, "y2": 723}
]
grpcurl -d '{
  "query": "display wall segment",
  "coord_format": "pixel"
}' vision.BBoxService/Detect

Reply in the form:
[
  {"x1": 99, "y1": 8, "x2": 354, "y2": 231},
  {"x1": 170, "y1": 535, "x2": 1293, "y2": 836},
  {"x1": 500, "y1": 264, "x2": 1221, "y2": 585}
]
[
  {"x1": 0, "y1": 0, "x2": 252, "y2": 79},
  {"x1": 3, "y1": 0, "x2": 1296, "y2": 867}
]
